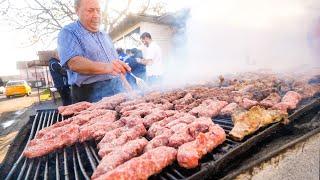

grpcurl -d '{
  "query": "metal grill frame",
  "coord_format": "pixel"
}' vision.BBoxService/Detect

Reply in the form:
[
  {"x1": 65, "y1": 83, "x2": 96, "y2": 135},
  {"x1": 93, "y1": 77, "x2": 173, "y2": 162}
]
[
  {"x1": 0, "y1": 98, "x2": 319, "y2": 180},
  {"x1": 1, "y1": 110, "x2": 101, "y2": 180}
]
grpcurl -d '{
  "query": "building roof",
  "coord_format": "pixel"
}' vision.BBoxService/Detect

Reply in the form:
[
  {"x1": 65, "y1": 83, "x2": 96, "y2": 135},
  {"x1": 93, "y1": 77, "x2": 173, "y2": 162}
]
[
  {"x1": 21, "y1": 50, "x2": 57, "y2": 68},
  {"x1": 109, "y1": 9, "x2": 190, "y2": 39}
]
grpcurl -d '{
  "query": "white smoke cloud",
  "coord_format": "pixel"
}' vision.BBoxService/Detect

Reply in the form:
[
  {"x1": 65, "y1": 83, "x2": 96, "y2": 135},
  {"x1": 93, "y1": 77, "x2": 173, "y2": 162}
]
[{"x1": 163, "y1": 0, "x2": 320, "y2": 87}]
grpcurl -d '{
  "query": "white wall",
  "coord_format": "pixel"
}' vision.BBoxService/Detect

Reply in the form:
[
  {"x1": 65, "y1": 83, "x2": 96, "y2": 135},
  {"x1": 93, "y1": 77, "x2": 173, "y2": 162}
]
[
  {"x1": 140, "y1": 22, "x2": 174, "y2": 63},
  {"x1": 112, "y1": 21, "x2": 175, "y2": 64}
]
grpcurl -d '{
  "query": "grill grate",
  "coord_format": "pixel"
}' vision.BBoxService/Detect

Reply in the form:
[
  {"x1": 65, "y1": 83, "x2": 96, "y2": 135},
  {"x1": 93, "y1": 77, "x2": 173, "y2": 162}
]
[
  {"x1": 2, "y1": 98, "x2": 319, "y2": 180},
  {"x1": 4, "y1": 110, "x2": 101, "y2": 180}
]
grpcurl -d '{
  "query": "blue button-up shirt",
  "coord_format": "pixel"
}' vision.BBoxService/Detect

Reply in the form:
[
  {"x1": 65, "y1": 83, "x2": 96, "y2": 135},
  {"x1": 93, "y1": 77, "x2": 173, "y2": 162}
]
[{"x1": 57, "y1": 20, "x2": 118, "y2": 86}]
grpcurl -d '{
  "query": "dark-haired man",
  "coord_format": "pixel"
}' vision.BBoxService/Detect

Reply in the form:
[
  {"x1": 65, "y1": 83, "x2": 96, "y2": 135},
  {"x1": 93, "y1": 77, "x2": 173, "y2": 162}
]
[{"x1": 138, "y1": 32, "x2": 163, "y2": 85}]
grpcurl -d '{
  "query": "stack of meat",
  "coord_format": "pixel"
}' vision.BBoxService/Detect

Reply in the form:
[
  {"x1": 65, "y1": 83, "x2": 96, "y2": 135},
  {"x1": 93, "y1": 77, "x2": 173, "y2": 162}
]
[
  {"x1": 24, "y1": 93, "x2": 129, "y2": 158},
  {"x1": 23, "y1": 71, "x2": 319, "y2": 179}
]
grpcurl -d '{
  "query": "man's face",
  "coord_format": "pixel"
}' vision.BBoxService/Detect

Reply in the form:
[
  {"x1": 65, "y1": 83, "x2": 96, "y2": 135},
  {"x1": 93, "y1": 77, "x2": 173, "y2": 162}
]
[
  {"x1": 76, "y1": 0, "x2": 101, "y2": 32},
  {"x1": 141, "y1": 37, "x2": 150, "y2": 47}
]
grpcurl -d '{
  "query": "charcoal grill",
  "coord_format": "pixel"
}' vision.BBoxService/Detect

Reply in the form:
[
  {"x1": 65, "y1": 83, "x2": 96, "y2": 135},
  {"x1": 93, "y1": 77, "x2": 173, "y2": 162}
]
[{"x1": 1, "y1": 98, "x2": 319, "y2": 180}]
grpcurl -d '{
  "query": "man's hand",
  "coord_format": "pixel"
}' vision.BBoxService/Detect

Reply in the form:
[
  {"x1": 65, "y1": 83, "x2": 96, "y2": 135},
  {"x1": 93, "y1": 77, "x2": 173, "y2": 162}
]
[{"x1": 106, "y1": 60, "x2": 131, "y2": 75}]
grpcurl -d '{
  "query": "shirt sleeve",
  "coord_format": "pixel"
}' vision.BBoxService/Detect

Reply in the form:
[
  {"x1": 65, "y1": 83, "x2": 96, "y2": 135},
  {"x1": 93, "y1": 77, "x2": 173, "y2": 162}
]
[{"x1": 57, "y1": 28, "x2": 83, "y2": 67}]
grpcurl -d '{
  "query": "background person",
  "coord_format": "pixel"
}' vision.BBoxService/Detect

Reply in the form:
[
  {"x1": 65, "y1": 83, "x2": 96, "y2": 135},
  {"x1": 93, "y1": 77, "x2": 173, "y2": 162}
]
[
  {"x1": 48, "y1": 52, "x2": 72, "y2": 106},
  {"x1": 137, "y1": 32, "x2": 163, "y2": 85}
]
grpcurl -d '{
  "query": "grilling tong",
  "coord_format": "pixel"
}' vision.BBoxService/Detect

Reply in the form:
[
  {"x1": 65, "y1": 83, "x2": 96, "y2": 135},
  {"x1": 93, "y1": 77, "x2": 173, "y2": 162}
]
[{"x1": 128, "y1": 72, "x2": 148, "y2": 89}]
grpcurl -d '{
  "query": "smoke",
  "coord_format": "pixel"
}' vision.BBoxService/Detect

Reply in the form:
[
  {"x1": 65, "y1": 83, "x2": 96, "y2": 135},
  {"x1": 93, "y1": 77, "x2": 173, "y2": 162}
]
[{"x1": 162, "y1": 0, "x2": 320, "y2": 87}]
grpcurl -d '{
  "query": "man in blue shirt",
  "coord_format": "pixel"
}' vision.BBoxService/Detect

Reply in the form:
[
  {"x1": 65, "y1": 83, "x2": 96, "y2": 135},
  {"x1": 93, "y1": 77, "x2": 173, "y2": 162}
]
[
  {"x1": 49, "y1": 53, "x2": 72, "y2": 106},
  {"x1": 116, "y1": 48, "x2": 127, "y2": 61},
  {"x1": 57, "y1": 0, "x2": 131, "y2": 103}
]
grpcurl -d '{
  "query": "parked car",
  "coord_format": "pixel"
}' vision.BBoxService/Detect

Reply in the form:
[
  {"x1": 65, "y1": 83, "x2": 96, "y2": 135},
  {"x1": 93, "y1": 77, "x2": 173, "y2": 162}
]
[{"x1": 5, "y1": 80, "x2": 32, "y2": 98}]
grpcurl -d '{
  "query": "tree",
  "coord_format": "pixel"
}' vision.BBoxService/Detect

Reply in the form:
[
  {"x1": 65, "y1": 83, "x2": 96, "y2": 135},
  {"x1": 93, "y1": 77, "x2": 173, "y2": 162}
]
[{"x1": 0, "y1": 0, "x2": 168, "y2": 47}]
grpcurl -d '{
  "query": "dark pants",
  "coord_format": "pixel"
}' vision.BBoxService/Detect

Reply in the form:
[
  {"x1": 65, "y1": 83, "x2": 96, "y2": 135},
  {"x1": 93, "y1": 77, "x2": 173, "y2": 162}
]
[
  {"x1": 57, "y1": 86, "x2": 72, "y2": 106},
  {"x1": 71, "y1": 78, "x2": 123, "y2": 103}
]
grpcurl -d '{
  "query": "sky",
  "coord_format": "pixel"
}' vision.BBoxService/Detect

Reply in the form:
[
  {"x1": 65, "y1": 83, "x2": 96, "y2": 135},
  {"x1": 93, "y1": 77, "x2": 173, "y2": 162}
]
[{"x1": 0, "y1": 22, "x2": 37, "y2": 76}]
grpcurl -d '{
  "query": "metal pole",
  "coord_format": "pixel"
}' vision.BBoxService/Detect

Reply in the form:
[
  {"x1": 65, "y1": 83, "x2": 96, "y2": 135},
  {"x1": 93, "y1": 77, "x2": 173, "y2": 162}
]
[
  {"x1": 26, "y1": 63, "x2": 29, "y2": 81},
  {"x1": 45, "y1": 66, "x2": 50, "y2": 88},
  {"x1": 34, "y1": 66, "x2": 40, "y2": 103}
]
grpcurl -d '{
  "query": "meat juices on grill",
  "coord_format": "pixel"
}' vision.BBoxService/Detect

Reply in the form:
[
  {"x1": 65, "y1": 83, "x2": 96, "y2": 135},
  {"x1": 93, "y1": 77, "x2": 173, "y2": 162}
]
[
  {"x1": 168, "y1": 123, "x2": 194, "y2": 148},
  {"x1": 35, "y1": 119, "x2": 73, "y2": 139},
  {"x1": 144, "y1": 129, "x2": 174, "y2": 152},
  {"x1": 87, "y1": 93, "x2": 127, "y2": 110},
  {"x1": 79, "y1": 119, "x2": 123, "y2": 142},
  {"x1": 24, "y1": 123, "x2": 80, "y2": 158},
  {"x1": 119, "y1": 115, "x2": 144, "y2": 127},
  {"x1": 219, "y1": 103, "x2": 240, "y2": 116},
  {"x1": 122, "y1": 108, "x2": 153, "y2": 117},
  {"x1": 58, "y1": 101, "x2": 92, "y2": 116},
  {"x1": 97, "y1": 127, "x2": 125, "y2": 148},
  {"x1": 173, "y1": 93, "x2": 194, "y2": 106},
  {"x1": 190, "y1": 99, "x2": 228, "y2": 117},
  {"x1": 165, "y1": 114, "x2": 196, "y2": 128},
  {"x1": 187, "y1": 117, "x2": 214, "y2": 138},
  {"x1": 292, "y1": 81, "x2": 320, "y2": 99},
  {"x1": 175, "y1": 99, "x2": 203, "y2": 113},
  {"x1": 142, "y1": 110, "x2": 175, "y2": 128},
  {"x1": 87, "y1": 110, "x2": 117, "y2": 124},
  {"x1": 115, "y1": 99, "x2": 146, "y2": 112},
  {"x1": 120, "y1": 102, "x2": 155, "y2": 114},
  {"x1": 259, "y1": 92, "x2": 281, "y2": 108},
  {"x1": 229, "y1": 106, "x2": 288, "y2": 141},
  {"x1": 272, "y1": 91, "x2": 302, "y2": 112},
  {"x1": 239, "y1": 98, "x2": 258, "y2": 109},
  {"x1": 95, "y1": 146, "x2": 177, "y2": 180},
  {"x1": 92, "y1": 138, "x2": 148, "y2": 179},
  {"x1": 25, "y1": 109, "x2": 119, "y2": 157},
  {"x1": 98, "y1": 124, "x2": 147, "y2": 157},
  {"x1": 71, "y1": 109, "x2": 115, "y2": 125},
  {"x1": 147, "y1": 113, "x2": 194, "y2": 138},
  {"x1": 177, "y1": 124, "x2": 226, "y2": 169},
  {"x1": 77, "y1": 110, "x2": 118, "y2": 142},
  {"x1": 168, "y1": 117, "x2": 214, "y2": 148},
  {"x1": 97, "y1": 115, "x2": 144, "y2": 148}
]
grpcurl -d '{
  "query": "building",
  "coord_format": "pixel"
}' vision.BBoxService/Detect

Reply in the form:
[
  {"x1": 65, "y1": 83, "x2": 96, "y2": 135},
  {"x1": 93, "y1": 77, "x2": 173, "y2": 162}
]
[
  {"x1": 110, "y1": 9, "x2": 189, "y2": 62},
  {"x1": 15, "y1": 50, "x2": 56, "y2": 87}
]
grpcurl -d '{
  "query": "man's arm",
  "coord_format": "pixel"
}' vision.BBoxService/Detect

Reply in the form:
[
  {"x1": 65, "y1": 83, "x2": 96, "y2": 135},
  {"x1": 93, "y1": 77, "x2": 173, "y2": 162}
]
[{"x1": 68, "y1": 56, "x2": 131, "y2": 75}]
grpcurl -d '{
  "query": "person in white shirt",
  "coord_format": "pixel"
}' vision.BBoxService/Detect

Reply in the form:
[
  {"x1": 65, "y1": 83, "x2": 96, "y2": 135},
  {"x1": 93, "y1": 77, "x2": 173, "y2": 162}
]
[{"x1": 137, "y1": 32, "x2": 163, "y2": 85}]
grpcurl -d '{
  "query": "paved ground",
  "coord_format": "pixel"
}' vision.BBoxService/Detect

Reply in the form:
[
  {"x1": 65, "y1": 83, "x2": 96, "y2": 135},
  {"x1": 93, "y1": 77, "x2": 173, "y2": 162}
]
[
  {"x1": 0, "y1": 90, "x2": 61, "y2": 162},
  {"x1": 236, "y1": 133, "x2": 320, "y2": 180},
  {"x1": 0, "y1": 92, "x2": 38, "y2": 116}
]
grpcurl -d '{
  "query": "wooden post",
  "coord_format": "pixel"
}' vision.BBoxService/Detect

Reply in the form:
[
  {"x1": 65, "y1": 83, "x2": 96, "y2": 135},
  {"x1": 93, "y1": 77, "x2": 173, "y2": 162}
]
[{"x1": 34, "y1": 66, "x2": 40, "y2": 103}]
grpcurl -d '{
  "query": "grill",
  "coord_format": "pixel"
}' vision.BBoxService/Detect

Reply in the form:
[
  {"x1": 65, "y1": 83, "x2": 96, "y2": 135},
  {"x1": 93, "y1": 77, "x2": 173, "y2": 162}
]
[{"x1": 1, "y1": 98, "x2": 319, "y2": 180}]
